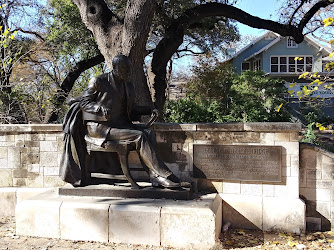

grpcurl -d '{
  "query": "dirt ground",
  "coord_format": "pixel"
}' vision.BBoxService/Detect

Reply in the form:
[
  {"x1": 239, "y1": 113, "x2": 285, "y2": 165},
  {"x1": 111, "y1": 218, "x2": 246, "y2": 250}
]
[{"x1": 1, "y1": 216, "x2": 334, "y2": 250}]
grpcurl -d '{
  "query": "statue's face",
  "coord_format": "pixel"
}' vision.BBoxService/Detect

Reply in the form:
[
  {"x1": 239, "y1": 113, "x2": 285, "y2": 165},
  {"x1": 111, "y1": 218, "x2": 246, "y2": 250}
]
[{"x1": 113, "y1": 59, "x2": 130, "y2": 81}]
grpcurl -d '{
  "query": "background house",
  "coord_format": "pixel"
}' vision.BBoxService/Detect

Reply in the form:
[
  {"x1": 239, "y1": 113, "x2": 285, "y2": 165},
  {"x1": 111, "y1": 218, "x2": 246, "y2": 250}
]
[{"x1": 227, "y1": 31, "x2": 333, "y2": 119}]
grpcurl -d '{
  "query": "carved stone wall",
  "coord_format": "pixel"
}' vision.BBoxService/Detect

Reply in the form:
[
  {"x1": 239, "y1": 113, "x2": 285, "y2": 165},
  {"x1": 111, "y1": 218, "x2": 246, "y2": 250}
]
[
  {"x1": 0, "y1": 125, "x2": 64, "y2": 188},
  {"x1": 0, "y1": 123, "x2": 309, "y2": 233}
]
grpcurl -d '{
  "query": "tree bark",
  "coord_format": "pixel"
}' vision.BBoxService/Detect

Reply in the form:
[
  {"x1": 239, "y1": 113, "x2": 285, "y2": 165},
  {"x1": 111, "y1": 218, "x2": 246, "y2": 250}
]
[{"x1": 72, "y1": 0, "x2": 155, "y2": 108}]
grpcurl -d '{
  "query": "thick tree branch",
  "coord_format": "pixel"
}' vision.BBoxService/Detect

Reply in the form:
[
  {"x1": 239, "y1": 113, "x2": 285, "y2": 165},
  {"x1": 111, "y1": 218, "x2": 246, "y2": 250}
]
[
  {"x1": 47, "y1": 53, "x2": 105, "y2": 123},
  {"x1": 13, "y1": 28, "x2": 45, "y2": 41}
]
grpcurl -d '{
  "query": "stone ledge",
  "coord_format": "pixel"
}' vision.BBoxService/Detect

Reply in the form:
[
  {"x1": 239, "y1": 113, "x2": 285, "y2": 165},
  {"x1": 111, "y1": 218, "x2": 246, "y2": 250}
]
[
  {"x1": 0, "y1": 124, "x2": 62, "y2": 133},
  {"x1": 0, "y1": 123, "x2": 301, "y2": 133},
  {"x1": 153, "y1": 122, "x2": 301, "y2": 132}
]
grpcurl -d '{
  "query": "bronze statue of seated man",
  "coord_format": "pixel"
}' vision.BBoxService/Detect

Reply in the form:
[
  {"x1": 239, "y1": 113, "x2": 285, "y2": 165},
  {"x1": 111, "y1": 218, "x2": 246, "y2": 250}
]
[{"x1": 60, "y1": 54, "x2": 180, "y2": 189}]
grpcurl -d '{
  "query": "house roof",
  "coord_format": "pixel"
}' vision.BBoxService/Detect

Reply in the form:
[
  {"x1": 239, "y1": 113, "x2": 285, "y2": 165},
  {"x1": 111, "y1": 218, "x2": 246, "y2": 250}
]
[{"x1": 227, "y1": 31, "x2": 332, "y2": 62}]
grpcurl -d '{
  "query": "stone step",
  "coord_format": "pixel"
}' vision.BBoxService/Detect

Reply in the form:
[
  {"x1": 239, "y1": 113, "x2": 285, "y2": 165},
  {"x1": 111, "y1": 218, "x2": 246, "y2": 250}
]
[{"x1": 16, "y1": 189, "x2": 222, "y2": 249}]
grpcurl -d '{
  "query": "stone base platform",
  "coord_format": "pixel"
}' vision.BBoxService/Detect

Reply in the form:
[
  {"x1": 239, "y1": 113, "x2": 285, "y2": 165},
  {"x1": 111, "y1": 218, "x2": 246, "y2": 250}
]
[
  {"x1": 59, "y1": 182, "x2": 192, "y2": 200},
  {"x1": 16, "y1": 188, "x2": 222, "y2": 249}
]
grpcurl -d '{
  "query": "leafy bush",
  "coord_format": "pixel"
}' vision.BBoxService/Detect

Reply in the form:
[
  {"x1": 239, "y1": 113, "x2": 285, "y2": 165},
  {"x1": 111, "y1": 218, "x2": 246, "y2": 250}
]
[{"x1": 164, "y1": 64, "x2": 291, "y2": 123}]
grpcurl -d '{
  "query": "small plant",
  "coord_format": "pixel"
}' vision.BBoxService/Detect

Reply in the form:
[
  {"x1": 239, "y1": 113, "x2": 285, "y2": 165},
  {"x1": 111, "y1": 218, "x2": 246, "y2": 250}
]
[{"x1": 300, "y1": 122, "x2": 320, "y2": 145}]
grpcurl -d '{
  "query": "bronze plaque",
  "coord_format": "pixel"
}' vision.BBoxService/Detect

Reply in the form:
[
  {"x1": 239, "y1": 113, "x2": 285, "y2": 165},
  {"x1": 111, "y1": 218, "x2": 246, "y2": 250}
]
[{"x1": 194, "y1": 145, "x2": 282, "y2": 182}]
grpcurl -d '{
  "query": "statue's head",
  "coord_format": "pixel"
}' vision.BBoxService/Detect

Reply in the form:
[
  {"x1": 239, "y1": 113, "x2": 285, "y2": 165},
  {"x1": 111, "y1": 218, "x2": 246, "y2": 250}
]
[{"x1": 112, "y1": 55, "x2": 130, "y2": 81}]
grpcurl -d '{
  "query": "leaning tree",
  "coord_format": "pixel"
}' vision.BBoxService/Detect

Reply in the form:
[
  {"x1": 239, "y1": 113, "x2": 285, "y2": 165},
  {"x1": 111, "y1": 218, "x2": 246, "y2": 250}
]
[{"x1": 67, "y1": 0, "x2": 333, "y2": 115}]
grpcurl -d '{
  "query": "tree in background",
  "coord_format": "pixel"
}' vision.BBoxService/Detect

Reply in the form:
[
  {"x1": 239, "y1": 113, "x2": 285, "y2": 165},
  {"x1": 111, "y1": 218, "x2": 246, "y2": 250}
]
[
  {"x1": 68, "y1": 0, "x2": 333, "y2": 116},
  {"x1": 164, "y1": 60, "x2": 291, "y2": 123}
]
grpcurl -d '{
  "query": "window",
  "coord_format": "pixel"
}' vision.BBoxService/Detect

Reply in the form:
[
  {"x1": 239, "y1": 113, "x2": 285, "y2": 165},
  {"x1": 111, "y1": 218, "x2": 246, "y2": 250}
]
[
  {"x1": 242, "y1": 62, "x2": 250, "y2": 72},
  {"x1": 287, "y1": 37, "x2": 298, "y2": 48},
  {"x1": 253, "y1": 59, "x2": 261, "y2": 71},
  {"x1": 270, "y1": 56, "x2": 313, "y2": 73}
]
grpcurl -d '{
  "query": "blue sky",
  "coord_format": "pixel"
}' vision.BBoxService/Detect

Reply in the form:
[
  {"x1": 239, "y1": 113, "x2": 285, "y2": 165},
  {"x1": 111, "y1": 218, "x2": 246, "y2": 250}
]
[{"x1": 235, "y1": 0, "x2": 281, "y2": 36}]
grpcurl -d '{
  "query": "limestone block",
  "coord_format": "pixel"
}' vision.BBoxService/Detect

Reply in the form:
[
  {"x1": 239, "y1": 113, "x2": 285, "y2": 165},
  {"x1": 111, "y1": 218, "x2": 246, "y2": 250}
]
[
  {"x1": 16, "y1": 187, "x2": 52, "y2": 203},
  {"x1": 274, "y1": 141, "x2": 299, "y2": 156},
  {"x1": 0, "y1": 141, "x2": 15, "y2": 147},
  {"x1": 21, "y1": 153, "x2": 39, "y2": 165},
  {"x1": 161, "y1": 194, "x2": 222, "y2": 249},
  {"x1": 45, "y1": 136, "x2": 57, "y2": 141},
  {"x1": 57, "y1": 136, "x2": 64, "y2": 152},
  {"x1": 60, "y1": 202, "x2": 109, "y2": 242},
  {"x1": 263, "y1": 197, "x2": 305, "y2": 234},
  {"x1": 16, "y1": 198, "x2": 61, "y2": 238},
  {"x1": 8, "y1": 147, "x2": 21, "y2": 169},
  {"x1": 315, "y1": 189, "x2": 331, "y2": 202},
  {"x1": 0, "y1": 169, "x2": 13, "y2": 186},
  {"x1": 316, "y1": 202, "x2": 331, "y2": 218},
  {"x1": 14, "y1": 134, "x2": 25, "y2": 141},
  {"x1": 240, "y1": 183, "x2": 262, "y2": 196},
  {"x1": 40, "y1": 141, "x2": 58, "y2": 152},
  {"x1": 222, "y1": 181, "x2": 241, "y2": 194},
  {"x1": 274, "y1": 133, "x2": 290, "y2": 142},
  {"x1": 43, "y1": 176, "x2": 65, "y2": 187},
  {"x1": 27, "y1": 164, "x2": 40, "y2": 173},
  {"x1": 27, "y1": 174, "x2": 44, "y2": 187},
  {"x1": 300, "y1": 149, "x2": 316, "y2": 169},
  {"x1": 274, "y1": 177, "x2": 298, "y2": 198},
  {"x1": 263, "y1": 184, "x2": 275, "y2": 197},
  {"x1": 44, "y1": 167, "x2": 59, "y2": 176},
  {"x1": 0, "y1": 158, "x2": 8, "y2": 168},
  {"x1": 40, "y1": 152, "x2": 58, "y2": 167},
  {"x1": 13, "y1": 178, "x2": 27, "y2": 187},
  {"x1": 109, "y1": 204, "x2": 161, "y2": 246},
  {"x1": 290, "y1": 132, "x2": 299, "y2": 142},
  {"x1": 13, "y1": 169, "x2": 28, "y2": 178},
  {"x1": 230, "y1": 132, "x2": 260, "y2": 143},
  {"x1": 307, "y1": 169, "x2": 322, "y2": 179},
  {"x1": 0, "y1": 188, "x2": 17, "y2": 216},
  {"x1": 221, "y1": 194, "x2": 262, "y2": 230},
  {"x1": 299, "y1": 169, "x2": 307, "y2": 188},
  {"x1": 290, "y1": 155, "x2": 299, "y2": 169},
  {"x1": 0, "y1": 147, "x2": 8, "y2": 158},
  {"x1": 300, "y1": 187, "x2": 315, "y2": 201},
  {"x1": 25, "y1": 133, "x2": 45, "y2": 141},
  {"x1": 322, "y1": 164, "x2": 334, "y2": 180},
  {"x1": 321, "y1": 154, "x2": 334, "y2": 165}
]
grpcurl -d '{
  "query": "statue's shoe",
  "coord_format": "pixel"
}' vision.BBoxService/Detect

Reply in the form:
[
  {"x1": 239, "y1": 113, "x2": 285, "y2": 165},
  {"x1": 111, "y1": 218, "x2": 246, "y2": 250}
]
[{"x1": 151, "y1": 175, "x2": 181, "y2": 188}]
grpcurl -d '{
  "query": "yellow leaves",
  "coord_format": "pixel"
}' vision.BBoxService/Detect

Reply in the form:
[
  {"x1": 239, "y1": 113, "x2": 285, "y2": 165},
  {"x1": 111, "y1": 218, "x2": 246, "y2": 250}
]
[
  {"x1": 316, "y1": 122, "x2": 329, "y2": 131},
  {"x1": 297, "y1": 91, "x2": 302, "y2": 96},
  {"x1": 294, "y1": 56, "x2": 303, "y2": 61},
  {"x1": 289, "y1": 82, "x2": 297, "y2": 88},
  {"x1": 287, "y1": 241, "x2": 299, "y2": 247},
  {"x1": 329, "y1": 51, "x2": 334, "y2": 59},
  {"x1": 276, "y1": 103, "x2": 283, "y2": 112},
  {"x1": 237, "y1": 229, "x2": 246, "y2": 235},
  {"x1": 323, "y1": 17, "x2": 334, "y2": 27},
  {"x1": 288, "y1": 90, "x2": 294, "y2": 95},
  {"x1": 327, "y1": 231, "x2": 334, "y2": 236},
  {"x1": 299, "y1": 72, "x2": 309, "y2": 79}
]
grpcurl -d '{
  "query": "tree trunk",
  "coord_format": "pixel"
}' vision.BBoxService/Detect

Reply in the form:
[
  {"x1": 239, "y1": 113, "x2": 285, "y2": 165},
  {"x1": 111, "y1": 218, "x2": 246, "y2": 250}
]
[{"x1": 72, "y1": 0, "x2": 155, "y2": 108}]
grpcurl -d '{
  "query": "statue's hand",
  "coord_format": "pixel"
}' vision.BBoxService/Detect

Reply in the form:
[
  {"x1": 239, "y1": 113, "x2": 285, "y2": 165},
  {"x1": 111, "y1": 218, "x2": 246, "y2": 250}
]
[{"x1": 101, "y1": 106, "x2": 112, "y2": 120}]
